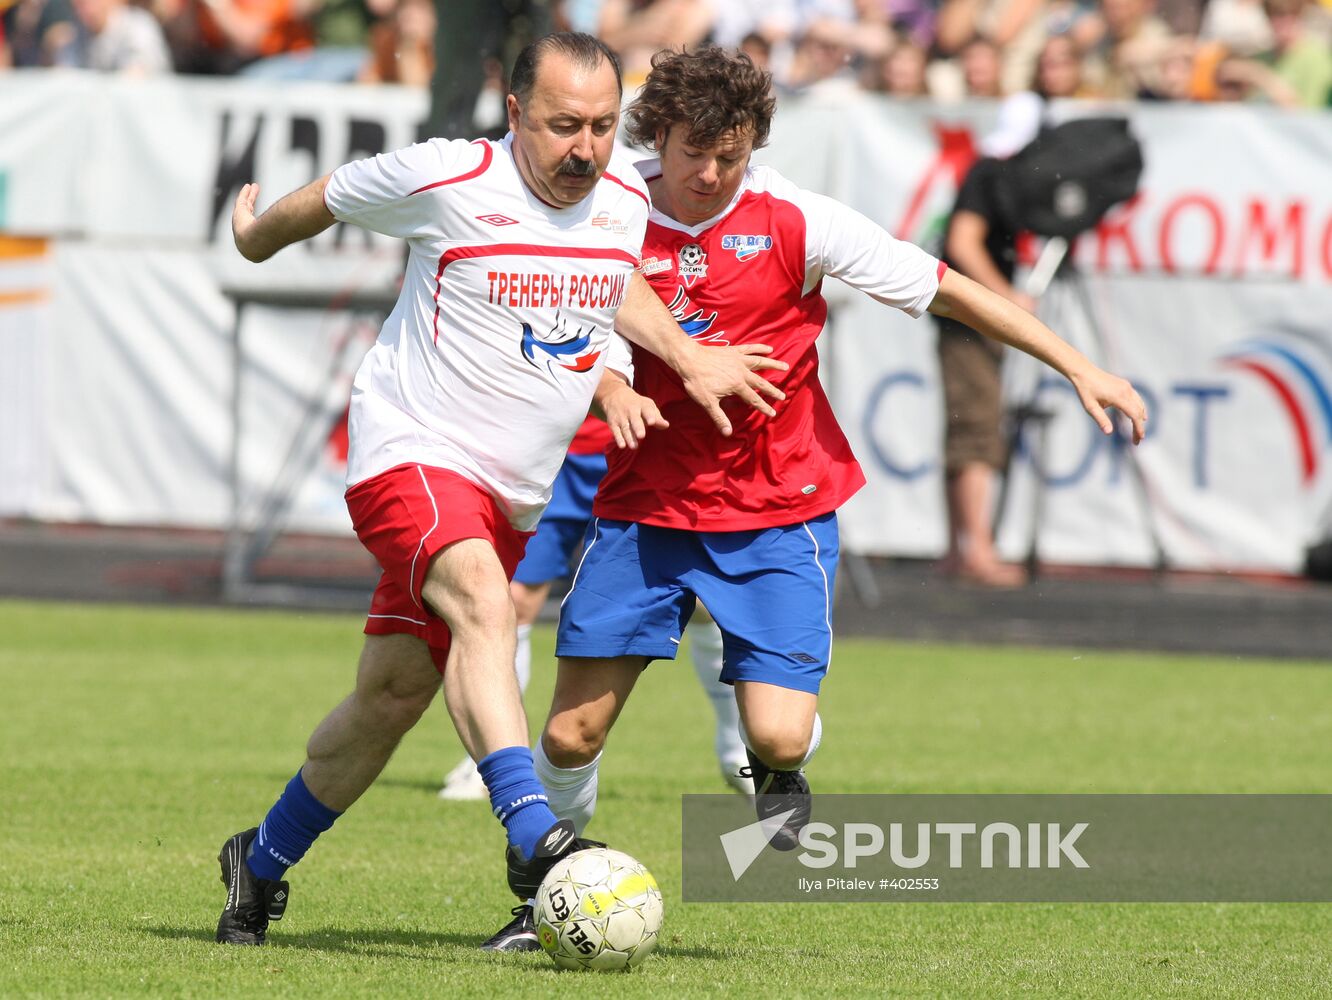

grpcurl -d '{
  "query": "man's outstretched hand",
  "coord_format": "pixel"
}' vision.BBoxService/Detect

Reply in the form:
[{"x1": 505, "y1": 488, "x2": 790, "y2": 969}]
[
  {"x1": 676, "y1": 342, "x2": 788, "y2": 436},
  {"x1": 1071, "y1": 366, "x2": 1149, "y2": 445},
  {"x1": 231, "y1": 183, "x2": 263, "y2": 261}
]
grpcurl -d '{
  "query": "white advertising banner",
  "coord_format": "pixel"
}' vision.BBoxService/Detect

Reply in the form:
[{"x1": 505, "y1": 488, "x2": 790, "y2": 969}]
[
  {"x1": 1, "y1": 74, "x2": 1329, "y2": 573},
  {"x1": 808, "y1": 96, "x2": 1332, "y2": 571}
]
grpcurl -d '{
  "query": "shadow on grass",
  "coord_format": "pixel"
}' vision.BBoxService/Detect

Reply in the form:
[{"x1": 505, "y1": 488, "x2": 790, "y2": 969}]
[
  {"x1": 372, "y1": 775, "x2": 465, "y2": 796},
  {"x1": 142, "y1": 925, "x2": 732, "y2": 963},
  {"x1": 651, "y1": 941, "x2": 733, "y2": 961},
  {"x1": 142, "y1": 924, "x2": 525, "y2": 961}
]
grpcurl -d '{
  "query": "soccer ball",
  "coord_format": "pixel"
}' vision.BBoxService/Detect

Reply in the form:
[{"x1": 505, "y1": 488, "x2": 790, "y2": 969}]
[{"x1": 534, "y1": 847, "x2": 663, "y2": 971}]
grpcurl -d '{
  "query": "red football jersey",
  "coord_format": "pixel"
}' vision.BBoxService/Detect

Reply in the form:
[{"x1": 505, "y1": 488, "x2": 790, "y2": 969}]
[
  {"x1": 592, "y1": 163, "x2": 943, "y2": 531},
  {"x1": 568, "y1": 414, "x2": 614, "y2": 455}
]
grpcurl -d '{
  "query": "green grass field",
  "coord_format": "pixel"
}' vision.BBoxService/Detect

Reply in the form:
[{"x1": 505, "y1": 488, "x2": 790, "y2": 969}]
[{"x1": 3, "y1": 599, "x2": 1331, "y2": 997}]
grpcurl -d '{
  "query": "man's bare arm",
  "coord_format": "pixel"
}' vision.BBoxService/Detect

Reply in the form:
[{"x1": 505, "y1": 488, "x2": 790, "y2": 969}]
[
  {"x1": 232, "y1": 177, "x2": 337, "y2": 263},
  {"x1": 947, "y1": 210, "x2": 1034, "y2": 310},
  {"x1": 929, "y1": 268, "x2": 1148, "y2": 443},
  {"x1": 614, "y1": 271, "x2": 787, "y2": 436}
]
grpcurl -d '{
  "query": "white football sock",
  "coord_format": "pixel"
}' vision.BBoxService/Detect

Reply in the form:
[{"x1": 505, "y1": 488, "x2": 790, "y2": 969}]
[
  {"x1": 533, "y1": 737, "x2": 600, "y2": 836},
  {"x1": 689, "y1": 620, "x2": 746, "y2": 764},
  {"x1": 799, "y1": 712, "x2": 823, "y2": 769},
  {"x1": 514, "y1": 623, "x2": 532, "y2": 696}
]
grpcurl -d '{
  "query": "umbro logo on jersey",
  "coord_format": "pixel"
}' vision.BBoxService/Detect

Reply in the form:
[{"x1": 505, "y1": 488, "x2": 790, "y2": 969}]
[
  {"x1": 791, "y1": 653, "x2": 819, "y2": 664},
  {"x1": 678, "y1": 243, "x2": 708, "y2": 286},
  {"x1": 722, "y1": 234, "x2": 773, "y2": 261},
  {"x1": 476, "y1": 213, "x2": 519, "y2": 226}
]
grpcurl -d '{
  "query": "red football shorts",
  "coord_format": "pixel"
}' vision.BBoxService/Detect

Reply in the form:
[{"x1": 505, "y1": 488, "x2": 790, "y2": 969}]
[{"x1": 344, "y1": 463, "x2": 532, "y2": 672}]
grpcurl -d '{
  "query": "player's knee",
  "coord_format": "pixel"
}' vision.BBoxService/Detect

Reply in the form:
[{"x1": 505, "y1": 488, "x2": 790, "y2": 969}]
[
  {"x1": 745, "y1": 726, "x2": 810, "y2": 771},
  {"x1": 363, "y1": 676, "x2": 439, "y2": 736},
  {"x1": 428, "y1": 578, "x2": 515, "y2": 637},
  {"x1": 542, "y1": 716, "x2": 606, "y2": 768}
]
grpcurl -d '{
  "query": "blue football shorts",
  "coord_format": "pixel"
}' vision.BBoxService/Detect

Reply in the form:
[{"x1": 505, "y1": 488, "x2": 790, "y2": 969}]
[
  {"x1": 555, "y1": 512, "x2": 840, "y2": 694},
  {"x1": 511, "y1": 451, "x2": 607, "y2": 585}
]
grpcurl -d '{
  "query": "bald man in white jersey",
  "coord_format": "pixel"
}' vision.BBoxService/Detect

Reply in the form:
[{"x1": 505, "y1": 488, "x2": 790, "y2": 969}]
[{"x1": 213, "y1": 32, "x2": 786, "y2": 947}]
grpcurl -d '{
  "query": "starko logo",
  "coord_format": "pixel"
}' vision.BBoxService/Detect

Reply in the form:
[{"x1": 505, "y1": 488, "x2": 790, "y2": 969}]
[{"x1": 720, "y1": 817, "x2": 1088, "y2": 881}]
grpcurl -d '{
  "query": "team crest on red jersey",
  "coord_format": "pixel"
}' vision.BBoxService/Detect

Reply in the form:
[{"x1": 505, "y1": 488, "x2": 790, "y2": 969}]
[
  {"x1": 520, "y1": 313, "x2": 602, "y2": 375},
  {"x1": 677, "y1": 243, "x2": 708, "y2": 286}
]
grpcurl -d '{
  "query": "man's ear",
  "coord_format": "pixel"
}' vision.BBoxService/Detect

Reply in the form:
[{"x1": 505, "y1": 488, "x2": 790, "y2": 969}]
[{"x1": 507, "y1": 94, "x2": 522, "y2": 134}]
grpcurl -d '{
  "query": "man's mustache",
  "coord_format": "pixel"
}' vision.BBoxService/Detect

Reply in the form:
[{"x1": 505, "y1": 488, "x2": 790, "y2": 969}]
[{"x1": 557, "y1": 155, "x2": 597, "y2": 178}]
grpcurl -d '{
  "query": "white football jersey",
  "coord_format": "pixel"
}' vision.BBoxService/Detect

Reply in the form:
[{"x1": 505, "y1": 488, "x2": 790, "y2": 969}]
[{"x1": 324, "y1": 134, "x2": 648, "y2": 530}]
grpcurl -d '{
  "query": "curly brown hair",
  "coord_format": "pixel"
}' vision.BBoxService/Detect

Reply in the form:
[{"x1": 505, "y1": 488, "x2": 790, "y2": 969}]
[{"x1": 625, "y1": 47, "x2": 776, "y2": 152}]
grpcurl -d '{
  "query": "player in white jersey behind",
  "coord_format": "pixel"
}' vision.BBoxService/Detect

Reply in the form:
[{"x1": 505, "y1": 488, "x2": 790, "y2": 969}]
[
  {"x1": 212, "y1": 32, "x2": 788, "y2": 948},
  {"x1": 484, "y1": 44, "x2": 1148, "y2": 947}
]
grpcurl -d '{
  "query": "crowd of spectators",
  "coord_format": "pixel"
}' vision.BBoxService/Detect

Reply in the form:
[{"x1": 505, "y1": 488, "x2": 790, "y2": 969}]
[{"x1": 1, "y1": 0, "x2": 1328, "y2": 108}]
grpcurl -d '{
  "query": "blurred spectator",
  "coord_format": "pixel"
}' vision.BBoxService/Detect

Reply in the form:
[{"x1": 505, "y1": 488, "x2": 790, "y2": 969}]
[
  {"x1": 1032, "y1": 31, "x2": 1092, "y2": 96},
  {"x1": 555, "y1": 0, "x2": 609, "y2": 35},
  {"x1": 870, "y1": 38, "x2": 930, "y2": 95},
  {"x1": 358, "y1": 0, "x2": 431, "y2": 86},
  {"x1": 1260, "y1": 0, "x2": 1332, "y2": 105},
  {"x1": 6, "y1": 0, "x2": 79, "y2": 66},
  {"x1": 68, "y1": 0, "x2": 172, "y2": 71},
  {"x1": 937, "y1": 0, "x2": 1052, "y2": 93},
  {"x1": 961, "y1": 35, "x2": 1007, "y2": 95},
  {"x1": 155, "y1": 0, "x2": 313, "y2": 73},
  {"x1": 597, "y1": 0, "x2": 713, "y2": 84},
  {"x1": 1082, "y1": 0, "x2": 1173, "y2": 98},
  {"x1": 801, "y1": 0, "x2": 895, "y2": 64},
  {"x1": 1200, "y1": 0, "x2": 1274, "y2": 53},
  {"x1": 311, "y1": 0, "x2": 388, "y2": 49},
  {"x1": 935, "y1": 152, "x2": 1031, "y2": 588},
  {"x1": 738, "y1": 29, "x2": 772, "y2": 71},
  {"x1": 1150, "y1": 33, "x2": 1199, "y2": 98},
  {"x1": 230, "y1": 0, "x2": 388, "y2": 80},
  {"x1": 972, "y1": 34, "x2": 1089, "y2": 159},
  {"x1": 877, "y1": 0, "x2": 938, "y2": 49},
  {"x1": 708, "y1": 0, "x2": 797, "y2": 50},
  {"x1": 1155, "y1": 0, "x2": 1205, "y2": 33},
  {"x1": 1211, "y1": 48, "x2": 1302, "y2": 103},
  {"x1": 784, "y1": 23, "x2": 860, "y2": 93},
  {"x1": 0, "y1": 9, "x2": 10, "y2": 66},
  {"x1": 468, "y1": 55, "x2": 507, "y2": 132}
]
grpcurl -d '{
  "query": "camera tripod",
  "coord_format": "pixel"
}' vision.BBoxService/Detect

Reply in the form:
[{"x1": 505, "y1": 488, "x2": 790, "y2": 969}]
[{"x1": 993, "y1": 237, "x2": 1168, "y2": 577}]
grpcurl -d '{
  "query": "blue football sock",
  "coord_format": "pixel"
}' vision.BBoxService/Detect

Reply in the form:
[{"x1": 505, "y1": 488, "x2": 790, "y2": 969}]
[
  {"x1": 246, "y1": 769, "x2": 342, "y2": 882},
  {"x1": 477, "y1": 745, "x2": 561, "y2": 860}
]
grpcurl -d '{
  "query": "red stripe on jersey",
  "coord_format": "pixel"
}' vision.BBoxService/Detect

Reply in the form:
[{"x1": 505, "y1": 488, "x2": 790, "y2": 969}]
[
  {"x1": 440, "y1": 243, "x2": 639, "y2": 270},
  {"x1": 601, "y1": 170, "x2": 650, "y2": 207},
  {"x1": 408, "y1": 141, "x2": 493, "y2": 197},
  {"x1": 431, "y1": 243, "x2": 638, "y2": 345},
  {"x1": 937, "y1": 260, "x2": 948, "y2": 280}
]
